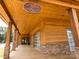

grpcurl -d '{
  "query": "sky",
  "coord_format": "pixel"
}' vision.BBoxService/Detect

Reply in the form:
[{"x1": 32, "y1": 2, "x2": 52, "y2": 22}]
[{"x1": 0, "y1": 18, "x2": 8, "y2": 27}]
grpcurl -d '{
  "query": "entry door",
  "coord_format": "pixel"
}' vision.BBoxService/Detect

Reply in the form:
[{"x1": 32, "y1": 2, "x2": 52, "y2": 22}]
[{"x1": 34, "y1": 32, "x2": 40, "y2": 49}]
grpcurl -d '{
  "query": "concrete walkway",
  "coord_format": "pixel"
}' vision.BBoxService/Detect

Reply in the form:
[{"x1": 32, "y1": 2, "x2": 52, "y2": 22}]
[{"x1": 10, "y1": 45, "x2": 77, "y2": 59}]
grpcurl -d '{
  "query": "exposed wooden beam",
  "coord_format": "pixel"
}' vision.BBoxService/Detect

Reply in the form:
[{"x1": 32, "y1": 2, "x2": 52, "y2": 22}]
[
  {"x1": 20, "y1": 34, "x2": 29, "y2": 37},
  {"x1": 0, "y1": 0, "x2": 20, "y2": 35},
  {"x1": 42, "y1": 0, "x2": 79, "y2": 9}
]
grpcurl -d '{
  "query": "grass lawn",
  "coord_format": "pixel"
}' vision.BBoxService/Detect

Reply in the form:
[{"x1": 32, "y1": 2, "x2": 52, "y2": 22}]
[{"x1": 0, "y1": 48, "x2": 4, "y2": 58}]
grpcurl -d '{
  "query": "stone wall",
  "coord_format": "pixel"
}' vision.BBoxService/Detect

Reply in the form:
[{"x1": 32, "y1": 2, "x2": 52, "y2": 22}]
[{"x1": 39, "y1": 41, "x2": 71, "y2": 55}]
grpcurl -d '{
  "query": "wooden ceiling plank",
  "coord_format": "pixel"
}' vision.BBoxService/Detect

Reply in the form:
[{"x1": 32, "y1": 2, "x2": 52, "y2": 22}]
[
  {"x1": 41, "y1": 0, "x2": 79, "y2": 9},
  {"x1": 0, "y1": 0, "x2": 20, "y2": 35}
]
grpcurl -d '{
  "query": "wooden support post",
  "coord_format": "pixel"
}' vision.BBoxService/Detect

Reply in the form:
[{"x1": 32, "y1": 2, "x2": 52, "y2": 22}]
[
  {"x1": 18, "y1": 35, "x2": 21, "y2": 45},
  {"x1": 16, "y1": 30, "x2": 19, "y2": 48},
  {"x1": 18, "y1": 36, "x2": 20, "y2": 45},
  {"x1": 4, "y1": 22, "x2": 12, "y2": 59},
  {"x1": 17, "y1": 32, "x2": 19, "y2": 47},
  {"x1": 12, "y1": 29, "x2": 17, "y2": 51},
  {"x1": 17, "y1": 31, "x2": 19, "y2": 47},
  {"x1": 18, "y1": 36, "x2": 20, "y2": 46},
  {"x1": 69, "y1": 8, "x2": 79, "y2": 47}
]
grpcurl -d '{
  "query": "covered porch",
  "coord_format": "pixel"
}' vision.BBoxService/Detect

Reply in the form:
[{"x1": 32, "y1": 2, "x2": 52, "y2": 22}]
[{"x1": 0, "y1": 0, "x2": 79, "y2": 59}]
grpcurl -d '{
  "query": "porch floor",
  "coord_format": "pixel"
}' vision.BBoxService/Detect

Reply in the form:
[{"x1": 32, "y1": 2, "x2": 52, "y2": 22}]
[{"x1": 10, "y1": 45, "x2": 78, "y2": 59}]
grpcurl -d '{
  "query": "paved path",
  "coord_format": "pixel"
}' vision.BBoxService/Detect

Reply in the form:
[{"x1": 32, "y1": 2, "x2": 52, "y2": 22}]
[{"x1": 10, "y1": 45, "x2": 77, "y2": 59}]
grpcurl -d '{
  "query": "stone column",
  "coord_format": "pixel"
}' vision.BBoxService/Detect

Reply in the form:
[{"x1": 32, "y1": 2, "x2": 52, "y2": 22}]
[{"x1": 4, "y1": 22, "x2": 12, "y2": 59}]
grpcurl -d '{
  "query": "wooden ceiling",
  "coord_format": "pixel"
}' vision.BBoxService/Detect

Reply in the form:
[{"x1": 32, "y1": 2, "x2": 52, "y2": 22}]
[
  {"x1": 0, "y1": 0, "x2": 79, "y2": 35},
  {"x1": 0, "y1": 3, "x2": 10, "y2": 23},
  {"x1": 60, "y1": 0, "x2": 79, "y2": 5}
]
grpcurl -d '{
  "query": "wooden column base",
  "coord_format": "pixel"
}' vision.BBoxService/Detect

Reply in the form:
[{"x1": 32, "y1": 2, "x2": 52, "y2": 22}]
[{"x1": 4, "y1": 47, "x2": 10, "y2": 59}]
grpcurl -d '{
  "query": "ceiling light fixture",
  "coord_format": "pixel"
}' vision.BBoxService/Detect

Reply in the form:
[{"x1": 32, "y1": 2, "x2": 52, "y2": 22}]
[{"x1": 24, "y1": 1, "x2": 41, "y2": 13}]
